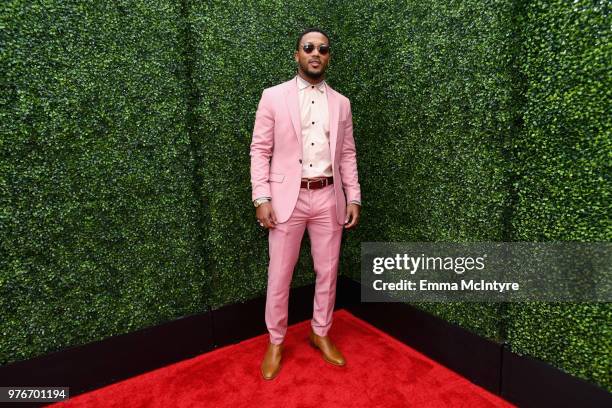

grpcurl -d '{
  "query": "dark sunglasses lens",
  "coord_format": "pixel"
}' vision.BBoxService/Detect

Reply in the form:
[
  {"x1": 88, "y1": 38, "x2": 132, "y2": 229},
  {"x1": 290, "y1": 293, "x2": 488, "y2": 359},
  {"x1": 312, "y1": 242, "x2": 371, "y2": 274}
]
[
  {"x1": 319, "y1": 45, "x2": 329, "y2": 54},
  {"x1": 303, "y1": 44, "x2": 314, "y2": 53}
]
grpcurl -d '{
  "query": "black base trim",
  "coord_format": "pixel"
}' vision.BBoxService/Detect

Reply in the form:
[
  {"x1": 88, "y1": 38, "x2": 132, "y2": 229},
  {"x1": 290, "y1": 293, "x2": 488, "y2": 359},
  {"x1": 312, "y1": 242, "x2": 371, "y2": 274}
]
[{"x1": 501, "y1": 345, "x2": 612, "y2": 408}]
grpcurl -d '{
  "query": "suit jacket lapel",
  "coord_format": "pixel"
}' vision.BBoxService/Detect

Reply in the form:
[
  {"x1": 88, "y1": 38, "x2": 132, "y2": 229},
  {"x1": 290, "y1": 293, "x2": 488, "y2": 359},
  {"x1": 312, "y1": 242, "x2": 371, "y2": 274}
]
[
  {"x1": 327, "y1": 83, "x2": 339, "y2": 162},
  {"x1": 285, "y1": 77, "x2": 302, "y2": 146}
]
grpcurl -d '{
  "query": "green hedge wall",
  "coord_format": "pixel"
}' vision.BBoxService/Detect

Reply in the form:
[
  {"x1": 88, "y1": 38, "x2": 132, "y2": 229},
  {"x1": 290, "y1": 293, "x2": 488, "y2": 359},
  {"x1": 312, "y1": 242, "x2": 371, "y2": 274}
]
[
  {"x1": 0, "y1": 1, "x2": 204, "y2": 364},
  {"x1": 330, "y1": 0, "x2": 611, "y2": 391},
  {"x1": 506, "y1": 0, "x2": 611, "y2": 391},
  {"x1": 330, "y1": 0, "x2": 522, "y2": 342}
]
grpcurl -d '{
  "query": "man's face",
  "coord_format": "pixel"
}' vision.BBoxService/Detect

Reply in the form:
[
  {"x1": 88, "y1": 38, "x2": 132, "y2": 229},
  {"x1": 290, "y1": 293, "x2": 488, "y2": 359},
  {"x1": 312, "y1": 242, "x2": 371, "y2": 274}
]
[{"x1": 294, "y1": 32, "x2": 330, "y2": 80}]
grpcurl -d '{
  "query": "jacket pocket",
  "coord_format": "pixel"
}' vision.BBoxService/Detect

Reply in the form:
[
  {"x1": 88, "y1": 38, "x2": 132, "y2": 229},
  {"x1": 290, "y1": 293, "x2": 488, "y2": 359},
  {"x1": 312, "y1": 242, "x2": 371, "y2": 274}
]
[{"x1": 269, "y1": 172, "x2": 285, "y2": 183}]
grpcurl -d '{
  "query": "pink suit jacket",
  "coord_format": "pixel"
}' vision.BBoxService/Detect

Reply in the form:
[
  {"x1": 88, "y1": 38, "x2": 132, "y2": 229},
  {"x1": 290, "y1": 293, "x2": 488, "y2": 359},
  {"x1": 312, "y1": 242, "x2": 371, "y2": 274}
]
[{"x1": 250, "y1": 75, "x2": 361, "y2": 225}]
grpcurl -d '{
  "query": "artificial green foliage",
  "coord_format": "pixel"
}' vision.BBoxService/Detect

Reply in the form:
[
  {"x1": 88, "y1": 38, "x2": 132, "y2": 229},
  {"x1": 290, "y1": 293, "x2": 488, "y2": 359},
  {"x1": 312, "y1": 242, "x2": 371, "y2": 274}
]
[
  {"x1": 330, "y1": 0, "x2": 522, "y2": 341},
  {"x1": 507, "y1": 0, "x2": 611, "y2": 391},
  {"x1": 507, "y1": 302, "x2": 611, "y2": 392},
  {"x1": 0, "y1": 1, "x2": 204, "y2": 364},
  {"x1": 512, "y1": 0, "x2": 610, "y2": 242}
]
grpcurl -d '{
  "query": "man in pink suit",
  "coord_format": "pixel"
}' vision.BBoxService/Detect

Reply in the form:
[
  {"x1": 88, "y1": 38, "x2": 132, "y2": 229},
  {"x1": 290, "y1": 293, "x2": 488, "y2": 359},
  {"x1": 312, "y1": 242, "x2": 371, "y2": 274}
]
[{"x1": 250, "y1": 28, "x2": 361, "y2": 380}]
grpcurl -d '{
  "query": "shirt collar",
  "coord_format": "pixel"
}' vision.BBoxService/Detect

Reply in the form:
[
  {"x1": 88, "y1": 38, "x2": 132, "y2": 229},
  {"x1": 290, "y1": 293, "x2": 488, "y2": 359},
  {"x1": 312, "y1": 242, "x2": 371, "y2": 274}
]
[{"x1": 296, "y1": 74, "x2": 326, "y2": 93}]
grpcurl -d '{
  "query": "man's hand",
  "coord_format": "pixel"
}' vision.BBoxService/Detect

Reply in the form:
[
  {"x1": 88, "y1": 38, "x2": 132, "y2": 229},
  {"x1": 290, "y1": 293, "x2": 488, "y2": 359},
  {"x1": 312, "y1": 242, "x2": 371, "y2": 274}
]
[
  {"x1": 256, "y1": 202, "x2": 278, "y2": 229},
  {"x1": 344, "y1": 203, "x2": 360, "y2": 229}
]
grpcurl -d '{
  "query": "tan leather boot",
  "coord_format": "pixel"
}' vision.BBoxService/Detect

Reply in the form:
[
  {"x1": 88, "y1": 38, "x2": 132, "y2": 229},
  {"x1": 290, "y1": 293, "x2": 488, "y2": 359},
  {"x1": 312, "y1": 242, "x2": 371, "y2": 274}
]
[
  {"x1": 308, "y1": 330, "x2": 346, "y2": 366},
  {"x1": 261, "y1": 341, "x2": 283, "y2": 380}
]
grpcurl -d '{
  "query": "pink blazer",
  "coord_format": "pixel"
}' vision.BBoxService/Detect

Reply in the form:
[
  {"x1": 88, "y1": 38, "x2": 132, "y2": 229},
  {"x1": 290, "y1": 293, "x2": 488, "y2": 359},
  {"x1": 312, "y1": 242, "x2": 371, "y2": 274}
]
[{"x1": 250, "y1": 75, "x2": 361, "y2": 225}]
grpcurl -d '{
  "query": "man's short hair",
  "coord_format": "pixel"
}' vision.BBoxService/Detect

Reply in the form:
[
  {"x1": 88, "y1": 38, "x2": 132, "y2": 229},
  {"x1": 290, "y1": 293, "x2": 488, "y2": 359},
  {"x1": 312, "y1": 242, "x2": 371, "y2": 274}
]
[{"x1": 296, "y1": 27, "x2": 331, "y2": 51}]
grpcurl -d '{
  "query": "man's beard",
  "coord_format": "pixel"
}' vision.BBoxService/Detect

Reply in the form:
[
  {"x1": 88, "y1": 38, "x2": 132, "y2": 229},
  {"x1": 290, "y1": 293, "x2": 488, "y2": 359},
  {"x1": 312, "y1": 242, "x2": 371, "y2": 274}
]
[{"x1": 301, "y1": 62, "x2": 324, "y2": 80}]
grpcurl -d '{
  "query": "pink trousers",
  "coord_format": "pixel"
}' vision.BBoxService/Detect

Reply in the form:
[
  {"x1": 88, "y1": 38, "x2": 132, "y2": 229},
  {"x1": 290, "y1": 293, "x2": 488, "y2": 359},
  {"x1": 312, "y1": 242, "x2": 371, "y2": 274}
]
[{"x1": 265, "y1": 183, "x2": 344, "y2": 345}]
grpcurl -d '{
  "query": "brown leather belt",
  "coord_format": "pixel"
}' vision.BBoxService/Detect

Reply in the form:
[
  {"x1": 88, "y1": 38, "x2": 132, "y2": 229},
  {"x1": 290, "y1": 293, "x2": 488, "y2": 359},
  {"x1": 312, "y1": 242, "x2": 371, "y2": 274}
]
[{"x1": 301, "y1": 176, "x2": 333, "y2": 190}]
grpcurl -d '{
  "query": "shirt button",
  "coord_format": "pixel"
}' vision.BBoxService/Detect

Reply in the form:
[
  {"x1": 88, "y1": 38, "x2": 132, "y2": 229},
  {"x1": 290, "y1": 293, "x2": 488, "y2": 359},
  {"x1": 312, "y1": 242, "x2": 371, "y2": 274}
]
[
  {"x1": 309, "y1": 164, "x2": 312, "y2": 167},
  {"x1": 299, "y1": 159, "x2": 302, "y2": 163},
  {"x1": 312, "y1": 101, "x2": 314, "y2": 104},
  {"x1": 311, "y1": 142, "x2": 314, "y2": 145},
  {"x1": 312, "y1": 121, "x2": 315, "y2": 124},
  {"x1": 311, "y1": 85, "x2": 314, "y2": 88}
]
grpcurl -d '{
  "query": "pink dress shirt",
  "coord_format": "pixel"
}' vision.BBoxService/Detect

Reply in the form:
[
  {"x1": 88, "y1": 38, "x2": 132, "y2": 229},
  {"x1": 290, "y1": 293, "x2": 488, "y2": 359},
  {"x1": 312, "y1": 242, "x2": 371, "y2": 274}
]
[{"x1": 296, "y1": 74, "x2": 333, "y2": 179}]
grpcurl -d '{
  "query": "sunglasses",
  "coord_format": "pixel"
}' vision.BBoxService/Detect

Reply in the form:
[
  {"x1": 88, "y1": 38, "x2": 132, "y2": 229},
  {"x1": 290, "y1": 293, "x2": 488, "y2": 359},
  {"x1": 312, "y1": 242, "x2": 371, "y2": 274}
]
[{"x1": 301, "y1": 42, "x2": 330, "y2": 55}]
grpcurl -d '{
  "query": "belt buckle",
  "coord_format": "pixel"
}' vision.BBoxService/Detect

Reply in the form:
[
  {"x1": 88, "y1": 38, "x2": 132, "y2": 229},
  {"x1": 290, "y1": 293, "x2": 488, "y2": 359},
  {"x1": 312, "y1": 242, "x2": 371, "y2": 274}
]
[{"x1": 305, "y1": 178, "x2": 326, "y2": 189}]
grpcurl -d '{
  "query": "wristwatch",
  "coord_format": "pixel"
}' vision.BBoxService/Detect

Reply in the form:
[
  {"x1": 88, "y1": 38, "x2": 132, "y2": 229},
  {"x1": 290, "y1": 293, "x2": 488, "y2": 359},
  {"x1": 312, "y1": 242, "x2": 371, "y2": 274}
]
[{"x1": 253, "y1": 197, "x2": 271, "y2": 207}]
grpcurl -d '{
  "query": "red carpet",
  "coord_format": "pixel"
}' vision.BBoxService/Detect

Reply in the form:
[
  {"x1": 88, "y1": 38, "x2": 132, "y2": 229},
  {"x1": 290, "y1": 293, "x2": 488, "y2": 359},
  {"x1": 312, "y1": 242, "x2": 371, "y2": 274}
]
[{"x1": 48, "y1": 309, "x2": 515, "y2": 407}]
